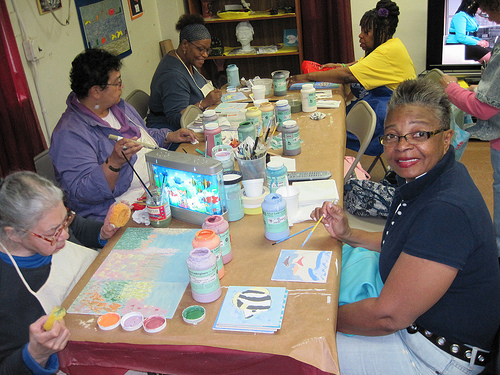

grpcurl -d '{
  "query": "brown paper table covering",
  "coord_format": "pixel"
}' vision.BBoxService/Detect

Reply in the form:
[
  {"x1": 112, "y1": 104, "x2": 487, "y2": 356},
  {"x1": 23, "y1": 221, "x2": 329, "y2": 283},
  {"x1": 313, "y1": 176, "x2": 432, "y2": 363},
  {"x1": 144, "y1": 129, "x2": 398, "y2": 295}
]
[{"x1": 58, "y1": 88, "x2": 346, "y2": 375}]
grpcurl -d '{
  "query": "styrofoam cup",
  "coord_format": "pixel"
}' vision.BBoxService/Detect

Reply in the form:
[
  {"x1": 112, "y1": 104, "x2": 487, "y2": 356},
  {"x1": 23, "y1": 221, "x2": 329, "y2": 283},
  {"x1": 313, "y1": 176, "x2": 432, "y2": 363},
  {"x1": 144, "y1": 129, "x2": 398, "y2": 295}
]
[
  {"x1": 242, "y1": 178, "x2": 264, "y2": 198},
  {"x1": 252, "y1": 85, "x2": 266, "y2": 100},
  {"x1": 276, "y1": 185, "x2": 299, "y2": 223},
  {"x1": 254, "y1": 79, "x2": 273, "y2": 95}
]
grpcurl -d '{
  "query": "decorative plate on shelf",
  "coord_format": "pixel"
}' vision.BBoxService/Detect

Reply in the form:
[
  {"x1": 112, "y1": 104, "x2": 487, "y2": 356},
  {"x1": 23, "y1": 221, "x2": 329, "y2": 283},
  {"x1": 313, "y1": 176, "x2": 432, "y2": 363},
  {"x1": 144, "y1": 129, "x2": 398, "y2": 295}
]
[{"x1": 217, "y1": 10, "x2": 252, "y2": 19}]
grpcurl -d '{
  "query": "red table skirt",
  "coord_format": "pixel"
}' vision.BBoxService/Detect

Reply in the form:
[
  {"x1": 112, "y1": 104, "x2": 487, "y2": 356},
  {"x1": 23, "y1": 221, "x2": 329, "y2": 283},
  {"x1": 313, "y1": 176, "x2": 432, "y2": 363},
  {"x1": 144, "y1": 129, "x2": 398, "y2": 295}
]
[{"x1": 58, "y1": 342, "x2": 331, "y2": 375}]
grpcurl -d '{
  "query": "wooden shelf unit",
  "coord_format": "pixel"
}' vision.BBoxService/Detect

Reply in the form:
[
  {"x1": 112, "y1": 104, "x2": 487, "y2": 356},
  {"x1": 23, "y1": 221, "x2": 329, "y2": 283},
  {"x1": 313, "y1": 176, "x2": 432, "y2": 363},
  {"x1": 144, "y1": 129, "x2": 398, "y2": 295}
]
[{"x1": 187, "y1": 0, "x2": 303, "y2": 86}]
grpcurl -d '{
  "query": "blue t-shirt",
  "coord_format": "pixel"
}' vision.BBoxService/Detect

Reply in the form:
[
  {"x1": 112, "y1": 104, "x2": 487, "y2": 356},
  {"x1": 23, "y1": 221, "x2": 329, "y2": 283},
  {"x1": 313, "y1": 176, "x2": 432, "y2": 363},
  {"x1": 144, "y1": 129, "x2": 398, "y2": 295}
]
[{"x1": 379, "y1": 148, "x2": 500, "y2": 349}]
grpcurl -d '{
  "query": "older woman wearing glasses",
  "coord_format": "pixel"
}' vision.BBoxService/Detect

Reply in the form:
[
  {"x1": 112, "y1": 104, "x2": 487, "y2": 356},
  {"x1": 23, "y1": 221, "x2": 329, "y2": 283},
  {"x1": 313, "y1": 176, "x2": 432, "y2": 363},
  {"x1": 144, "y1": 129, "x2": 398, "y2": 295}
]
[
  {"x1": 0, "y1": 171, "x2": 120, "y2": 374},
  {"x1": 312, "y1": 78, "x2": 500, "y2": 374},
  {"x1": 50, "y1": 48, "x2": 196, "y2": 220},
  {"x1": 146, "y1": 14, "x2": 222, "y2": 133}
]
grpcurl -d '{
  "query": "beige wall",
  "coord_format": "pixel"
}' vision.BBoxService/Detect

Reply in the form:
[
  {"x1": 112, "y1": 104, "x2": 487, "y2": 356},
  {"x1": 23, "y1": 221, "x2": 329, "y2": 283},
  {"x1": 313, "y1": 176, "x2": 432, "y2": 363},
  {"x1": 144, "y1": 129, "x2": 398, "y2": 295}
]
[
  {"x1": 6, "y1": 0, "x2": 186, "y2": 143},
  {"x1": 350, "y1": 0, "x2": 427, "y2": 75}
]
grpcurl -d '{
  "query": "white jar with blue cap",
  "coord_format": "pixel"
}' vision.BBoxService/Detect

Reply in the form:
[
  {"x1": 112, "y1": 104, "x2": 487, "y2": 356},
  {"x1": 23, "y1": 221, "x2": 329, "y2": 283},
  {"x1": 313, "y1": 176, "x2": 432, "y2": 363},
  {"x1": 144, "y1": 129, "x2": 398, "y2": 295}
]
[
  {"x1": 226, "y1": 64, "x2": 240, "y2": 88},
  {"x1": 261, "y1": 193, "x2": 289, "y2": 241}
]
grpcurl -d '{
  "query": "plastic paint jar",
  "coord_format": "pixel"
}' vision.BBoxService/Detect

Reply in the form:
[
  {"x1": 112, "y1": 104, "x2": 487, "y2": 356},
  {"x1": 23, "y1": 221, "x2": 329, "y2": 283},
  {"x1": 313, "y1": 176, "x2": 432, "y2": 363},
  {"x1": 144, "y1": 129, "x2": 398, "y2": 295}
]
[
  {"x1": 192, "y1": 229, "x2": 224, "y2": 279},
  {"x1": 272, "y1": 71, "x2": 287, "y2": 96},
  {"x1": 222, "y1": 171, "x2": 244, "y2": 222},
  {"x1": 245, "y1": 106, "x2": 261, "y2": 138},
  {"x1": 186, "y1": 247, "x2": 222, "y2": 303},
  {"x1": 275, "y1": 100, "x2": 291, "y2": 132},
  {"x1": 203, "y1": 215, "x2": 232, "y2": 264},
  {"x1": 281, "y1": 120, "x2": 301, "y2": 156},
  {"x1": 301, "y1": 83, "x2": 317, "y2": 112},
  {"x1": 204, "y1": 122, "x2": 222, "y2": 157},
  {"x1": 237, "y1": 121, "x2": 256, "y2": 143},
  {"x1": 266, "y1": 159, "x2": 288, "y2": 193},
  {"x1": 259, "y1": 102, "x2": 274, "y2": 137},
  {"x1": 261, "y1": 193, "x2": 289, "y2": 241},
  {"x1": 226, "y1": 64, "x2": 240, "y2": 88},
  {"x1": 212, "y1": 144, "x2": 235, "y2": 172}
]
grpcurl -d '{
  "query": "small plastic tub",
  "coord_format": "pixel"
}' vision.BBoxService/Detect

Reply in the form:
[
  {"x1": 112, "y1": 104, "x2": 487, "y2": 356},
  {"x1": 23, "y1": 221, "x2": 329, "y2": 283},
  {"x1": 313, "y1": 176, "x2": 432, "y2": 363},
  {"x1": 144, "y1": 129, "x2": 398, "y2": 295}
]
[
  {"x1": 97, "y1": 312, "x2": 121, "y2": 330},
  {"x1": 182, "y1": 305, "x2": 206, "y2": 325},
  {"x1": 143, "y1": 315, "x2": 167, "y2": 333},
  {"x1": 120, "y1": 312, "x2": 144, "y2": 331}
]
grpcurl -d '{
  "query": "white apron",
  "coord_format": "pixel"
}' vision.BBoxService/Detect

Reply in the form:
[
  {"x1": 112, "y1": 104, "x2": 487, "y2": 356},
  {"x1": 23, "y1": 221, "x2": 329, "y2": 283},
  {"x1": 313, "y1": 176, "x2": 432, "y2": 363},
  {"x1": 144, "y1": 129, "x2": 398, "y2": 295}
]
[
  {"x1": 1, "y1": 241, "x2": 97, "y2": 313},
  {"x1": 175, "y1": 51, "x2": 215, "y2": 98}
]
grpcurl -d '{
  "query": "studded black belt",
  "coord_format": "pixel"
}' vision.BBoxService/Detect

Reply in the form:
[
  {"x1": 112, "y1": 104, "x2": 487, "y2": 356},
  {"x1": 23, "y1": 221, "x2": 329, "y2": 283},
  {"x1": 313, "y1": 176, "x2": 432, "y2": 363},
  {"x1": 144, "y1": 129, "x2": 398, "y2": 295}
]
[{"x1": 406, "y1": 324, "x2": 490, "y2": 366}]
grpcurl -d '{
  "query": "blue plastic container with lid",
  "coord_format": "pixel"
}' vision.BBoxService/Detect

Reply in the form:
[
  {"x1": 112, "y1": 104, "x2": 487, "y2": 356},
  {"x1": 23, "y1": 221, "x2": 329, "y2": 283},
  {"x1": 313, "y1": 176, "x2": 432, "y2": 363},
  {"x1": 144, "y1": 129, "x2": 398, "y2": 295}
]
[
  {"x1": 266, "y1": 159, "x2": 287, "y2": 193},
  {"x1": 227, "y1": 64, "x2": 240, "y2": 88},
  {"x1": 261, "y1": 193, "x2": 289, "y2": 241}
]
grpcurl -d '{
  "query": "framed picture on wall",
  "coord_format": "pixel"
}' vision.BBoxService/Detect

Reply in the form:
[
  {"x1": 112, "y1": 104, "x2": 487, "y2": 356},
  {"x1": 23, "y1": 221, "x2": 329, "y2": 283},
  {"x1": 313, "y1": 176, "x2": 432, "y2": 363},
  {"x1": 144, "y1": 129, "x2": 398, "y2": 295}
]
[
  {"x1": 128, "y1": 0, "x2": 143, "y2": 20},
  {"x1": 75, "y1": 0, "x2": 132, "y2": 58},
  {"x1": 37, "y1": 0, "x2": 62, "y2": 15}
]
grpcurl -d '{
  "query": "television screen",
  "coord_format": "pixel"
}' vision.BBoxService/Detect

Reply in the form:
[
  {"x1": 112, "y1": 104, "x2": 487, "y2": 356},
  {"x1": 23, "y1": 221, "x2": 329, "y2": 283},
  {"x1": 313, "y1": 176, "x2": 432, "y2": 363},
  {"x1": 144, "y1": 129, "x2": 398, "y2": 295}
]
[{"x1": 426, "y1": 0, "x2": 499, "y2": 80}]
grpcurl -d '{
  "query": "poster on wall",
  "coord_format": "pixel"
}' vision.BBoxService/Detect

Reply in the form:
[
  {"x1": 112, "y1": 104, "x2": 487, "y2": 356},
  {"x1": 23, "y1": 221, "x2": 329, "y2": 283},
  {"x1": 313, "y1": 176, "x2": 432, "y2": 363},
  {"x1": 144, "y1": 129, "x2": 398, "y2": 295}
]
[
  {"x1": 128, "y1": 0, "x2": 143, "y2": 20},
  {"x1": 75, "y1": 0, "x2": 132, "y2": 58}
]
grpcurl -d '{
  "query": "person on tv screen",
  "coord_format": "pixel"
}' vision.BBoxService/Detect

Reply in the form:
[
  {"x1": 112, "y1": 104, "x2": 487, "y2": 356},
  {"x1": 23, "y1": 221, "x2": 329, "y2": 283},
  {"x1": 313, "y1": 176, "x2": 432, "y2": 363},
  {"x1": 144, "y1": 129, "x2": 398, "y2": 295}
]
[
  {"x1": 288, "y1": 0, "x2": 416, "y2": 157},
  {"x1": 446, "y1": 0, "x2": 491, "y2": 62},
  {"x1": 441, "y1": 0, "x2": 500, "y2": 263}
]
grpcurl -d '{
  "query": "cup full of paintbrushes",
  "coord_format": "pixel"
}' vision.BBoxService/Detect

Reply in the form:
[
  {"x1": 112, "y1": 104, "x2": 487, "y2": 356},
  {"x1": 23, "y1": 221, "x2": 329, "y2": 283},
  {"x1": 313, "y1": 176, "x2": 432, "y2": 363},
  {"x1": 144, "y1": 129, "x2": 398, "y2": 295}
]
[
  {"x1": 146, "y1": 186, "x2": 172, "y2": 228},
  {"x1": 235, "y1": 138, "x2": 267, "y2": 181}
]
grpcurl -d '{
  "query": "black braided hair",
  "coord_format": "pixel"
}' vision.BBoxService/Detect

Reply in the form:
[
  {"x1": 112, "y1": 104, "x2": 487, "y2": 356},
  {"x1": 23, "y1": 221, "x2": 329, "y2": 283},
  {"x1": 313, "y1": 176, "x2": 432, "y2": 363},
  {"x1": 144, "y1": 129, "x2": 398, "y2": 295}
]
[{"x1": 360, "y1": 0, "x2": 400, "y2": 55}]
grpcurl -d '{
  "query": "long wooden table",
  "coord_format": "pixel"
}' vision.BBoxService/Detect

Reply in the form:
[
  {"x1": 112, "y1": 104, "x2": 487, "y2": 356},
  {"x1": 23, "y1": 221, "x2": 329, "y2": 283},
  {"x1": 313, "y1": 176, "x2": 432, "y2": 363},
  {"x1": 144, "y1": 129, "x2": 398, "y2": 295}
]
[{"x1": 58, "y1": 88, "x2": 346, "y2": 375}]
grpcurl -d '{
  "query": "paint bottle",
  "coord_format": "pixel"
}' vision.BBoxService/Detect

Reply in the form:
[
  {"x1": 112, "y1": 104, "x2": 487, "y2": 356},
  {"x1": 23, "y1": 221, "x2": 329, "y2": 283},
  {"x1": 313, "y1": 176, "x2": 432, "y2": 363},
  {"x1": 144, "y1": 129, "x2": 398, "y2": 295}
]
[
  {"x1": 192, "y1": 229, "x2": 224, "y2": 279},
  {"x1": 213, "y1": 148, "x2": 234, "y2": 172},
  {"x1": 222, "y1": 171, "x2": 244, "y2": 222},
  {"x1": 275, "y1": 100, "x2": 291, "y2": 132},
  {"x1": 203, "y1": 215, "x2": 232, "y2": 264},
  {"x1": 261, "y1": 193, "x2": 289, "y2": 241},
  {"x1": 266, "y1": 160, "x2": 288, "y2": 193},
  {"x1": 281, "y1": 120, "x2": 301, "y2": 156},
  {"x1": 204, "y1": 122, "x2": 222, "y2": 157},
  {"x1": 237, "y1": 121, "x2": 256, "y2": 143},
  {"x1": 226, "y1": 64, "x2": 240, "y2": 88},
  {"x1": 301, "y1": 83, "x2": 317, "y2": 112},
  {"x1": 245, "y1": 106, "x2": 261, "y2": 138},
  {"x1": 186, "y1": 247, "x2": 222, "y2": 303},
  {"x1": 259, "y1": 102, "x2": 274, "y2": 137},
  {"x1": 272, "y1": 71, "x2": 287, "y2": 96}
]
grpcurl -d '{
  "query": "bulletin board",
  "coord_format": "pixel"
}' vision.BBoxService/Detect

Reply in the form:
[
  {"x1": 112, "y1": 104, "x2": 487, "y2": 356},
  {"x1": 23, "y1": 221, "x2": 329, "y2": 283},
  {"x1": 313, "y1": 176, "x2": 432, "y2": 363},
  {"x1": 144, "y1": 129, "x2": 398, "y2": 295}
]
[{"x1": 75, "y1": 0, "x2": 132, "y2": 58}]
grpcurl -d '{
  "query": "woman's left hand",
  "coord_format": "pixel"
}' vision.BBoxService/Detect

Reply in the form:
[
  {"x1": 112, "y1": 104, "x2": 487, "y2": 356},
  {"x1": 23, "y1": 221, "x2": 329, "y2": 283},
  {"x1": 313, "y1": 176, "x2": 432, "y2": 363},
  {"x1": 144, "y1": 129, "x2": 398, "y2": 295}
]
[
  {"x1": 287, "y1": 74, "x2": 309, "y2": 88},
  {"x1": 166, "y1": 128, "x2": 198, "y2": 144}
]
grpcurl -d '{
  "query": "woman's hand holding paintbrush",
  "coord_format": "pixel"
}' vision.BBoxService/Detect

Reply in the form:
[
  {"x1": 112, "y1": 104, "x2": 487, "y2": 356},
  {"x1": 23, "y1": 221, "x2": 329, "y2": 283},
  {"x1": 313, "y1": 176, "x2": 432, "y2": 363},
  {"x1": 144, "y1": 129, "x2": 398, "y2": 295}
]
[
  {"x1": 308, "y1": 199, "x2": 351, "y2": 243},
  {"x1": 102, "y1": 137, "x2": 143, "y2": 190}
]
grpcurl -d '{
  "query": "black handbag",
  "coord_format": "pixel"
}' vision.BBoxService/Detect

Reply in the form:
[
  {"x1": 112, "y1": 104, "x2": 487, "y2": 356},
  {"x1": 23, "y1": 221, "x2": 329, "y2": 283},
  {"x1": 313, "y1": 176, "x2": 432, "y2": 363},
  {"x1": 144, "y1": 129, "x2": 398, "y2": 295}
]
[{"x1": 343, "y1": 178, "x2": 395, "y2": 218}]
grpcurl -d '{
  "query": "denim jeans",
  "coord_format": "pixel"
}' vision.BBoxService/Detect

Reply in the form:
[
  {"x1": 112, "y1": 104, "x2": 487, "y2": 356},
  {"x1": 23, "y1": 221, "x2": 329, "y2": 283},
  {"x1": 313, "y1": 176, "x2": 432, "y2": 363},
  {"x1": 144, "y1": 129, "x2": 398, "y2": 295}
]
[
  {"x1": 491, "y1": 146, "x2": 500, "y2": 257},
  {"x1": 336, "y1": 329, "x2": 485, "y2": 375}
]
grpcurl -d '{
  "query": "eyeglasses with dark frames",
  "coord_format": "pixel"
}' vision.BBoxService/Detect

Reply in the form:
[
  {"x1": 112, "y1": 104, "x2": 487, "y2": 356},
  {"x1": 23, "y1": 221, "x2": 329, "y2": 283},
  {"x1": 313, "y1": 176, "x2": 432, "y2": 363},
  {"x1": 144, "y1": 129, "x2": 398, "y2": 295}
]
[
  {"x1": 106, "y1": 77, "x2": 123, "y2": 87},
  {"x1": 22, "y1": 209, "x2": 75, "y2": 246},
  {"x1": 379, "y1": 129, "x2": 444, "y2": 145},
  {"x1": 189, "y1": 41, "x2": 212, "y2": 56}
]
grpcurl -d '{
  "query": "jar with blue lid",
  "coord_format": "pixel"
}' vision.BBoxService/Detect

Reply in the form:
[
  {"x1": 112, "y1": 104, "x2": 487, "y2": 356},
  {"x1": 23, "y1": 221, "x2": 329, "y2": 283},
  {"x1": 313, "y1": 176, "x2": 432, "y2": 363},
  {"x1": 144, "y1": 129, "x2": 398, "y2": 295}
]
[
  {"x1": 222, "y1": 171, "x2": 244, "y2": 221},
  {"x1": 261, "y1": 193, "x2": 289, "y2": 241},
  {"x1": 266, "y1": 160, "x2": 287, "y2": 193},
  {"x1": 275, "y1": 100, "x2": 291, "y2": 132}
]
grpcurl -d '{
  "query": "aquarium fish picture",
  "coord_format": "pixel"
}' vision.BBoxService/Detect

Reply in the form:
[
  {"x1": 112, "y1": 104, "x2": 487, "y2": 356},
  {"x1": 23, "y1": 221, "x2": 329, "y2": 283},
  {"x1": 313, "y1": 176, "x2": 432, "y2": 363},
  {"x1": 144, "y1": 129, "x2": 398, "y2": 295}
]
[{"x1": 232, "y1": 287, "x2": 272, "y2": 319}]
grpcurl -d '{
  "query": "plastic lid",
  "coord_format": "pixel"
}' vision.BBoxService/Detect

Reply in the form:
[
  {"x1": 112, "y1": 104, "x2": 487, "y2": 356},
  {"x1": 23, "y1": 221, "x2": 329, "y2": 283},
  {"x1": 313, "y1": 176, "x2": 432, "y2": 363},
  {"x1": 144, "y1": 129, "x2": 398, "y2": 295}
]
[
  {"x1": 120, "y1": 312, "x2": 144, "y2": 332},
  {"x1": 282, "y1": 120, "x2": 297, "y2": 128},
  {"x1": 97, "y1": 312, "x2": 121, "y2": 331},
  {"x1": 267, "y1": 159, "x2": 285, "y2": 169},
  {"x1": 223, "y1": 170, "x2": 243, "y2": 185},
  {"x1": 203, "y1": 109, "x2": 216, "y2": 117},
  {"x1": 246, "y1": 106, "x2": 259, "y2": 113},
  {"x1": 276, "y1": 100, "x2": 288, "y2": 106},
  {"x1": 214, "y1": 150, "x2": 231, "y2": 161},
  {"x1": 182, "y1": 305, "x2": 206, "y2": 325},
  {"x1": 302, "y1": 83, "x2": 314, "y2": 90},
  {"x1": 204, "y1": 122, "x2": 219, "y2": 130},
  {"x1": 259, "y1": 102, "x2": 274, "y2": 112},
  {"x1": 143, "y1": 315, "x2": 167, "y2": 333}
]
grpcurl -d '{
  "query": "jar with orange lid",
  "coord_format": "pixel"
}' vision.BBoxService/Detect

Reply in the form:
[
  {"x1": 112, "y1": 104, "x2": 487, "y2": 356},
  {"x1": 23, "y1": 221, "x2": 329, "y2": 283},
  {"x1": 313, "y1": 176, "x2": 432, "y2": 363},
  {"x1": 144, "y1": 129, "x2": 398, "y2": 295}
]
[{"x1": 192, "y1": 229, "x2": 224, "y2": 279}]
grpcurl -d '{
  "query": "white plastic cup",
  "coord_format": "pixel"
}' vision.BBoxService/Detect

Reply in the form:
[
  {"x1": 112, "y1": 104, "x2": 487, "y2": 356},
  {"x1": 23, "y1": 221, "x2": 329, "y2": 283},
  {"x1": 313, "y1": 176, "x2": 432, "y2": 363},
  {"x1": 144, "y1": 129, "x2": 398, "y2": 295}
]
[
  {"x1": 276, "y1": 185, "x2": 299, "y2": 223},
  {"x1": 254, "y1": 78, "x2": 273, "y2": 95},
  {"x1": 252, "y1": 85, "x2": 266, "y2": 100},
  {"x1": 242, "y1": 178, "x2": 264, "y2": 198}
]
